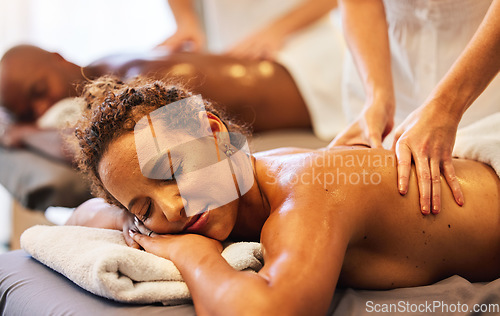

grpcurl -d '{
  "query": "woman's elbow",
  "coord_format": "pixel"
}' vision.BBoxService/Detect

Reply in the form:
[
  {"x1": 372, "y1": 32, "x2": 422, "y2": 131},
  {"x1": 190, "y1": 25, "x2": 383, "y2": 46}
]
[{"x1": 211, "y1": 282, "x2": 321, "y2": 316}]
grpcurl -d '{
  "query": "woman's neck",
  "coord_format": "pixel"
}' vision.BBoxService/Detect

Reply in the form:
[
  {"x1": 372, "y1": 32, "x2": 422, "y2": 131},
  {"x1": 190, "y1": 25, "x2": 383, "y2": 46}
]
[{"x1": 229, "y1": 155, "x2": 271, "y2": 241}]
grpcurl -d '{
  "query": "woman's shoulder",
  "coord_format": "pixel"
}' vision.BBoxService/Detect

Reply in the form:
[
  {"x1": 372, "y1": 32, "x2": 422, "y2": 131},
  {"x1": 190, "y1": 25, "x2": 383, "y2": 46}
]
[
  {"x1": 255, "y1": 146, "x2": 398, "y2": 208},
  {"x1": 256, "y1": 147, "x2": 397, "y2": 245},
  {"x1": 255, "y1": 146, "x2": 396, "y2": 172}
]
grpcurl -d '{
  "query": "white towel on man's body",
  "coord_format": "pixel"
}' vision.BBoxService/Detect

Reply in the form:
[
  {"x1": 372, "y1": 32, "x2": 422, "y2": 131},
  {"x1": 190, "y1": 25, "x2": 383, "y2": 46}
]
[
  {"x1": 453, "y1": 112, "x2": 500, "y2": 178},
  {"x1": 20, "y1": 225, "x2": 263, "y2": 305}
]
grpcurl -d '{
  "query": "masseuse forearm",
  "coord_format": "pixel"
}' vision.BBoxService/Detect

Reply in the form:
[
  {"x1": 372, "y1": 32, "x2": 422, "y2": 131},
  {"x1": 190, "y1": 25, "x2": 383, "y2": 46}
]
[
  {"x1": 168, "y1": 0, "x2": 199, "y2": 28},
  {"x1": 430, "y1": 0, "x2": 500, "y2": 119},
  {"x1": 266, "y1": 0, "x2": 338, "y2": 39},
  {"x1": 339, "y1": 0, "x2": 394, "y2": 105}
]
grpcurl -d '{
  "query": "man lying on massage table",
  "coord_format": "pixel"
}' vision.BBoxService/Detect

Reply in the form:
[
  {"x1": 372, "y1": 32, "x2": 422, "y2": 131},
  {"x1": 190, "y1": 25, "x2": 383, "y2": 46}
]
[
  {"x1": 0, "y1": 43, "x2": 326, "y2": 158},
  {"x1": 66, "y1": 76, "x2": 500, "y2": 316}
]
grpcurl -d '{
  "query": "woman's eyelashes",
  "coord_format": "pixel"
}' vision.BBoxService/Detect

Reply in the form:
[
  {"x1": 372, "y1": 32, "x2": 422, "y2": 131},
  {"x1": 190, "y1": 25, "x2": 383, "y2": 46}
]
[{"x1": 139, "y1": 201, "x2": 153, "y2": 222}]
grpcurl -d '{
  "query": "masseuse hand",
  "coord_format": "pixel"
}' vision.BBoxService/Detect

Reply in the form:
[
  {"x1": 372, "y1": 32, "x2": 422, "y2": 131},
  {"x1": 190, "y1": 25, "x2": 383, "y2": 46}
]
[
  {"x1": 329, "y1": 99, "x2": 395, "y2": 148},
  {"x1": 392, "y1": 102, "x2": 464, "y2": 215},
  {"x1": 129, "y1": 230, "x2": 223, "y2": 261},
  {"x1": 225, "y1": 27, "x2": 285, "y2": 61},
  {"x1": 156, "y1": 22, "x2": 205, "y2": 52}
]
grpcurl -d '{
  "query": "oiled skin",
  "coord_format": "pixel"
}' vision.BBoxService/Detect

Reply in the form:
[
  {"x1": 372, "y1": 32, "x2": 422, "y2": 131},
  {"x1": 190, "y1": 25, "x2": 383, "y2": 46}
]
[
  {"x1": 254, "y1": 147, "x2": 500, "y2": 291},
  {"x1": 90, "y1": 52, "x2": 311, "y2": 131},
  {"x1": 70, "y1": 142, "x2": 500, "y2": 316}
]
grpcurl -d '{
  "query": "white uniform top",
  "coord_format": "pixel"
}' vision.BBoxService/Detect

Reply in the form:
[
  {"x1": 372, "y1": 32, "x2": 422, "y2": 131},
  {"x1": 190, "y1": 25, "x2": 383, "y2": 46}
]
[
  {"x1": 343, "y1": 0, "x2": 500, "y2": 142},
  {"x1": 198, "y1": 0, "x2": 347, "y2": 140}
]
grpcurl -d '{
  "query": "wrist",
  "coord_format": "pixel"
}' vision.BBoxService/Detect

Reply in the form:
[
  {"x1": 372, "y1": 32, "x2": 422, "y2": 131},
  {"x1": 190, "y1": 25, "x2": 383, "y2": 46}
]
[
  {"x1": 364, "y1": 79, "x2": 394, "y2": 102},
  {"x1": 170, "y1": 236, "x2": 221, "y2": 266},
  {"x1": 429, "y1": 86, "x2": 472, "y2": 121},
  {"x1": 267, "y1": 19, "x2": 292, "y2": 39},
  {"x1": 175, "y1": 12, "x2": 201, "y2": 29},
  {"x1": 364, "y1": 91, "x2": 395, "y2": 112}
]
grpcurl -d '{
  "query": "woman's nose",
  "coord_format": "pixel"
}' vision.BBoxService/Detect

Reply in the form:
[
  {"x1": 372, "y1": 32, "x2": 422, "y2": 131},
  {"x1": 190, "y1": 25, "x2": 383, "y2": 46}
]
[{"x1": 158, "y1": 196, "x2": 187, "y2": 222}]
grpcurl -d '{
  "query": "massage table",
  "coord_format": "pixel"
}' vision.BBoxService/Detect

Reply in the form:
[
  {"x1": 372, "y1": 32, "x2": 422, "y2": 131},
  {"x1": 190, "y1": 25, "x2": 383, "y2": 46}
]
[
  {"x1": 2, "y1": 249, "x2": 500, "y2": 316},
  {"x1": 0, "y1": 146, "x2": 92, "y2": 249}
]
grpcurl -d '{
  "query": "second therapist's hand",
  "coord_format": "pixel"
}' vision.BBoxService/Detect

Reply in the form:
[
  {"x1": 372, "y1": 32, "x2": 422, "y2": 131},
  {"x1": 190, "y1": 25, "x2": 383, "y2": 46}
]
[
  {"x1": 156, "y1": 24, "x2": 205, "y2": 53},
  {"x1": 392, "y1": 103, "x2": 464, "y2": 215},
  {"x1": 225, "y1": 28, "x2": 285, "y2": 61}
]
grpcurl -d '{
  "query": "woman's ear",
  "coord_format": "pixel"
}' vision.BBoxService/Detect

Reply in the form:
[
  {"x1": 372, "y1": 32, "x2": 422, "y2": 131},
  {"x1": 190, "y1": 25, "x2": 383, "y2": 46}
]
[{"x1": 198, "y1": 111, "x2": 227, "y2": 135}]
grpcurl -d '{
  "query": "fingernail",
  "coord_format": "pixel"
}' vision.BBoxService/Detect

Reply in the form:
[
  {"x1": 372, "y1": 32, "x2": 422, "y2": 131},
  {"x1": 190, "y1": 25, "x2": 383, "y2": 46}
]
[
  {"x1": 422, "y1": 206, "x2": 430, "y2": 215},
  {"x1": 399, "y1": 185, "x2": 405, "y2": 194},
  {"x1": 458, "y1": 197, "x2": 464, "y2": 206},
  {"x1": 432, "y1": 205, "x2": 440, "y2": 214},
  {"x1": 128, "y1": 229, "x2": 135, "y2": 238}
]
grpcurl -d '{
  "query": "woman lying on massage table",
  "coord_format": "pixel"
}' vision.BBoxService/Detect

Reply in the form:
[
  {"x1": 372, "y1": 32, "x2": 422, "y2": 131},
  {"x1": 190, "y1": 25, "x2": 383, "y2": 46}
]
[{"x1": 67, "y1": 76, "x2": 500, "y2": 316}]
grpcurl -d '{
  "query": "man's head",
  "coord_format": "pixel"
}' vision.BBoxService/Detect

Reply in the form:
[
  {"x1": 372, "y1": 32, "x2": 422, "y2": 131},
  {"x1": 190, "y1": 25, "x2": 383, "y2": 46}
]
[{"x1": 0, "y1": 45, "x2": 80, "y2": 122}]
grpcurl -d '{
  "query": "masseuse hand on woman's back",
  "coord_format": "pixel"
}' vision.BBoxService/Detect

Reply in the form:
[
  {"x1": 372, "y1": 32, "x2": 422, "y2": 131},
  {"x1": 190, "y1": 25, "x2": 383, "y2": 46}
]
[
  {"x1": 331, "y1": 98, "x2": 464, "y2": 215},
  {"x1": 331, "y1": 0, "x2": 500, "y2": 215},
  {"x1": 332, "y1": 97, "x2": 395, "y2": 149},
  {"x1": 330, "y1": 96, "x2": 463, "y2": 215},
  {"x1": 157, "y1": 0, "x2": 339, "y2": 61},
  {"x1": 391, "y1": 100, "x2": 464, "y2": 215}
]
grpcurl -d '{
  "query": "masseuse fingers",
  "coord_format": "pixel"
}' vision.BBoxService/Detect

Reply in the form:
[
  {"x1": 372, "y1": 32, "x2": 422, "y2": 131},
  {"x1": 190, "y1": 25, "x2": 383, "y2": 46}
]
[
  {"x1": 414, "y1": 155, "x2": 431, "y2": 215},
  {"x1": 442, "y1": 160, "x2": 464, "y2": 207},
  {"x1": 368, "y1": 131, "x2": 383, "y2": 149},
  {"x1": 394, "y1": 141, "x2": 412, "y2": 195},
  {"x1": 430, "y1": 159, "x2": 441, "y2": 214},
  {"x1": 366, "y1": 122, "x2": 384, "y2": 149}
]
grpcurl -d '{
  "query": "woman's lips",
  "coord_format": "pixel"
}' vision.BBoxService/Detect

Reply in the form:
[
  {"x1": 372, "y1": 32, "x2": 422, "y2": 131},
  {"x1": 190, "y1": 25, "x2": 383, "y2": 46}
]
[{"x1": 184, "y1": 210, "x2": 209, "y2": 233}]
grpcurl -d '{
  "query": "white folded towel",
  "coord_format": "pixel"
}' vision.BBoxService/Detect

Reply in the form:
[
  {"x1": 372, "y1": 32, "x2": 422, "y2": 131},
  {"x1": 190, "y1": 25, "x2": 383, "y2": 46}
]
[
  {"x1": 453, "y1": 112, "x2": 500, "y2": 178},
  {"x1": 20, "y1": 225, "x2": 263, "y2": 305},
  {"x1": 36, "y1": 97, "x2": 85, "y2": 129}
]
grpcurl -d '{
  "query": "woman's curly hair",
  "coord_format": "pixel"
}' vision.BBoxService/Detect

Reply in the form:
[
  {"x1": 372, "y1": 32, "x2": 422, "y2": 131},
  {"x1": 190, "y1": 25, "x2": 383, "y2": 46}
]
[{"x1": 73, "y1": 76, "x2": 249, "y2": 207}]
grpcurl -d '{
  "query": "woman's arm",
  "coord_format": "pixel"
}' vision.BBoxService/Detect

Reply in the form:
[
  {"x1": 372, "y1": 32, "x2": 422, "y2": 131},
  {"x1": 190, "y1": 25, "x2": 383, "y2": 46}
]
[
  {"x1": 226, "y1": 0, "x2": 338, "y2": 60},
  {"x1": 329, "y1": 0, "x2": 395, "y2": 148},
  {"x1": 392, "y1": 0, "x2": 500, "y2": 214},
  {"x1": 157, "y1": 0, "x2": 205, "y2": 52},
  {"x1": 131, "y1": 198, "x2": 349, "y2": 315}
]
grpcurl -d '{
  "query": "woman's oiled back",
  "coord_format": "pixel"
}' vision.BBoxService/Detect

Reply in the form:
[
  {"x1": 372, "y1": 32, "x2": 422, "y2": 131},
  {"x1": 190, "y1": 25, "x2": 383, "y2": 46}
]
[{"x1": 256, "y1": 147, "x2": 500, "y2": 290}]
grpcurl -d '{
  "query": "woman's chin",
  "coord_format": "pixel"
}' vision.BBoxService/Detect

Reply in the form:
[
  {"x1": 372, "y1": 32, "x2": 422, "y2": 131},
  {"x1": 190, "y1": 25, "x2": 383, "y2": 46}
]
[
  {"x1": 206, "y1": 225, "x2": 232, "y2": 241},
  {"x1": 204, "y1": 203, "x2": 238, "y2": 241}
]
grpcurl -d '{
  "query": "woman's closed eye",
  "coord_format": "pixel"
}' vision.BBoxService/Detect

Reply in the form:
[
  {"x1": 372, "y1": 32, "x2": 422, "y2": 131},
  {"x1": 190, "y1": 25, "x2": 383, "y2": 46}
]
[{"x1": 139, "y1": 201, "x2": 153, "y2": 222}]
